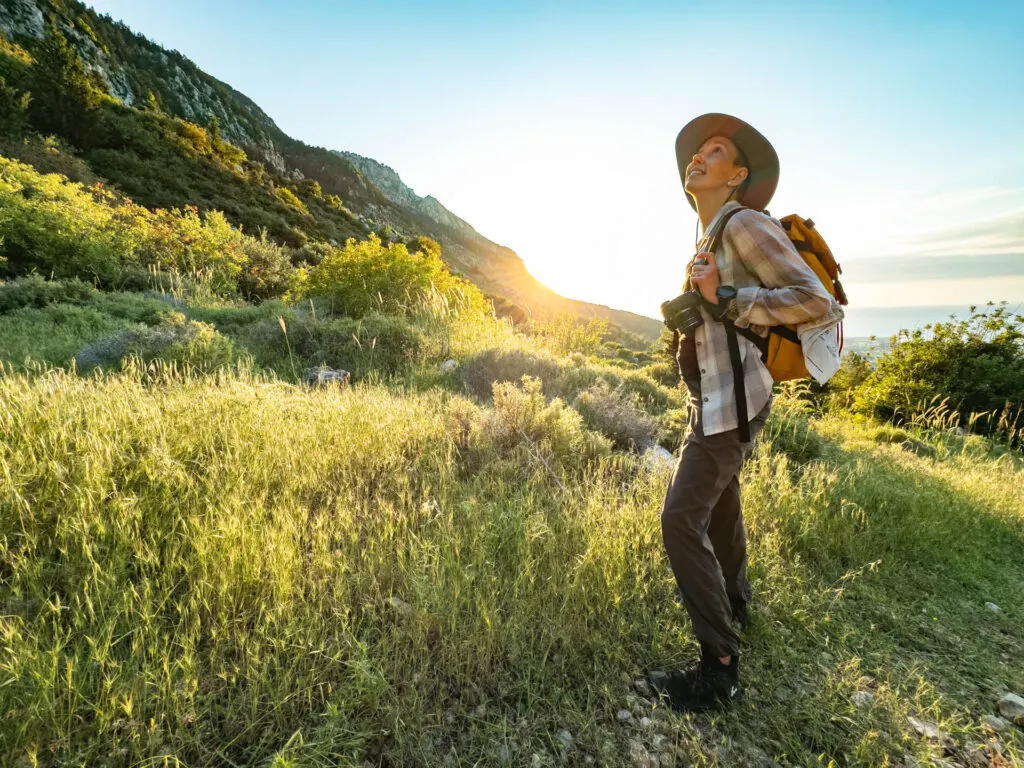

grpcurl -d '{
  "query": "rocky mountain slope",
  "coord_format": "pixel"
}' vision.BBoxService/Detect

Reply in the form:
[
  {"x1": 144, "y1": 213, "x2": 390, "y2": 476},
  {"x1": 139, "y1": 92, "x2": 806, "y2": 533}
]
[{"x1": 0, "y1": 0, "x2": 662, "y2": 339}]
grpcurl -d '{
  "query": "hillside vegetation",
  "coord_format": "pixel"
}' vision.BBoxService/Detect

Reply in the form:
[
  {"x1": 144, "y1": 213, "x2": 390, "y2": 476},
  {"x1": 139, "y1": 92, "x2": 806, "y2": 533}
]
[
  {"x1": 0, "y1": 0, "x2": 664, "y2": 339},
  {"x1": 1, "y1": 144, "x2": 1023, "y2": 767}
]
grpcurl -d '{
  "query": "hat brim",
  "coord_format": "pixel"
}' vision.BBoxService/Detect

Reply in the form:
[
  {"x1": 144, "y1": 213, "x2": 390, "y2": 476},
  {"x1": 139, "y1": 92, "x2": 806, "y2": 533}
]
[{"x1": 675, "y1": 113, "x2": 779, "y2": 213}]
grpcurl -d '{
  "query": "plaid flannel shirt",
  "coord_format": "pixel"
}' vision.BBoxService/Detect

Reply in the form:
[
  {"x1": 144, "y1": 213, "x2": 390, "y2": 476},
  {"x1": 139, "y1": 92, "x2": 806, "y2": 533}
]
[{"x1": 683, "y1": 200, "x2": 835, "y2": 436}]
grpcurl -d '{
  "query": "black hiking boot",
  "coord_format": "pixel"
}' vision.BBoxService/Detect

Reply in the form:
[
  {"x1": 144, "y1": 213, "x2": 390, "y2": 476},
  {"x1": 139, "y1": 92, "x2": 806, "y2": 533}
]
[{"x1": 649, "y1": 652, "x2": 741, "y2": 712}]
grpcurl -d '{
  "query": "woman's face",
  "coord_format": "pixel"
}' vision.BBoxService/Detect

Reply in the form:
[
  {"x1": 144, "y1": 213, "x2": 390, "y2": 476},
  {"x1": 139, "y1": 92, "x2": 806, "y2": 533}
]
[{"x1": 683, "y1": 135, "x2": 747, "y2": 197}]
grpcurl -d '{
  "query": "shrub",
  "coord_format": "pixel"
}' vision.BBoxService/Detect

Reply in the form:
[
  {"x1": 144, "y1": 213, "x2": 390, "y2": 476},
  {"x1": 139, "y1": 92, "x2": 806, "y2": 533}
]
[
  {"x1": 0, "y1": 304, "x2": 134, "y2": 366},
  {"x1": 294, "y1": 234, "x2": 487, "y2": 319},
  {"x1": 242, "y1": 311, "x2": 425, "y2": 378},
  {"x1": 461, "y1": 347, "x2": 565, "y2": 399},
  {"x1": 0, "y1": 274, "x2": 97, "y2": 313},
  {"x1": 573, "y1": 381, "x2": 659, "y2": 450},
  {"x1": 849, "y1": 304, "x2": 1024, "y2": 437},
  {"x1": 274, "y1": 186, "x2": 308, "y2": 214},
  {"x1": 236, "y1": 230, "x2": 293, "y2": 300},
  {"x1": 75, "y1": 314, "x2": 234, "y2": 372},
  {"x1": 642, "y1": 361, "x2": 680, "y2": 389},
  {"x1": 469, "y1": 376, "x2": 611, "y2": 466}
]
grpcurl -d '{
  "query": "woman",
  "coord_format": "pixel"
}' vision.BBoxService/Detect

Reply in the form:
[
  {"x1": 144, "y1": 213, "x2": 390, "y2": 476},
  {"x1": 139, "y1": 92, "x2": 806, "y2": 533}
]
[{"x1": 654, "y1": 113, "x2": 833, "y2": 711}]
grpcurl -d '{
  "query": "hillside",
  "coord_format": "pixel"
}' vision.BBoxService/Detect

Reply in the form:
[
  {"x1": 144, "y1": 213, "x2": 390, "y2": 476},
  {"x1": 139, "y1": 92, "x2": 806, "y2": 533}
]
[
  {"x1": 2, "y1": 2, "x2": 1023, "y2": 766},
  {"x1": 0, "y1": 149, "x2": 1022, "y2": 765},
  {"x1": 0, "y1": 0, "x2": 663, "y2": 339}
]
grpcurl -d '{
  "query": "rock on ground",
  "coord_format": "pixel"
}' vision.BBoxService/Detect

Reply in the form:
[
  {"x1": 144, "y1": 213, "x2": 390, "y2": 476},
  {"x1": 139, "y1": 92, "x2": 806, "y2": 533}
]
[
  {"x1": 997, "y1": 692, "x2": 1024, "y2": 724},
  {"x1": 629, "y1": 740, "x2": 658, "y2": 768},
  {"x1": 303, "y1": 366, "x2": 351, "y2": 386},
  {"x1": 907, "y1": 716, "x2": 946, "y2": 741},
  {"x1": 851, "y1": 690, "x2": 875, "y2": 708},
  {"x1": 982, "y1": 714, "x2": 1010, "y2": 733}
]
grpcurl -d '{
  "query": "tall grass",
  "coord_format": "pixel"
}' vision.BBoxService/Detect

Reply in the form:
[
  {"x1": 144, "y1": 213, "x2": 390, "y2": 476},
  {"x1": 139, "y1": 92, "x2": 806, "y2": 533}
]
[{"x1": 1, "y1": 365, "x2": 1021, "y2": 767}]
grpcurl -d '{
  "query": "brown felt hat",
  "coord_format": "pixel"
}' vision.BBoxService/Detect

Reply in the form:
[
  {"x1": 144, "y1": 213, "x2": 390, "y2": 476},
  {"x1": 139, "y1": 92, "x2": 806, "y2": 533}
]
[{"x1": 675, "y1": 113, "x2": 779, "y2": 213}]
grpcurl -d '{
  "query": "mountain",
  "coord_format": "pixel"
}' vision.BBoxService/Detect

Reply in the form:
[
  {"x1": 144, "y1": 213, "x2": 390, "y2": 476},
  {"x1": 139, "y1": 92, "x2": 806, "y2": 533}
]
[{"x1": 0, "y1": 0, "x2": 663, "y2": 340}]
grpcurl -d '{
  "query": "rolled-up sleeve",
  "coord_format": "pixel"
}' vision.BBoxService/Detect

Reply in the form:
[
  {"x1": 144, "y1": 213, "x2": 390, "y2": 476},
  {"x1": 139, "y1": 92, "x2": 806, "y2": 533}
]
[{"x1": 725, "y1": 209, "x2": 833, "y2": 328}]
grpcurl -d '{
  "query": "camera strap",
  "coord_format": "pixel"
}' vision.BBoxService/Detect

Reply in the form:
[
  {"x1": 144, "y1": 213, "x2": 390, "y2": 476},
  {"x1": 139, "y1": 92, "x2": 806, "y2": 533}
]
[{"x1": 723, "y1": 320, "x2": 750, "y2": 443}]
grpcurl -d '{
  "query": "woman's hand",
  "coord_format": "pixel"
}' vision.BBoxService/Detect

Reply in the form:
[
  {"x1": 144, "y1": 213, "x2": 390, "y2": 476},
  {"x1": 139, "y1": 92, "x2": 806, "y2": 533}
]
[{"x1": 690, "y1": 251, "x2": 720, "y2": 303}]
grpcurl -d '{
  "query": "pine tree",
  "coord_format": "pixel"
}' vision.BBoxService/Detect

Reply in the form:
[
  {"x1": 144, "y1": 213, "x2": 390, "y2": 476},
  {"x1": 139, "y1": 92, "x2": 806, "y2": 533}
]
[{"x1": 28, "y1": 26, "x2": 102, "y2": 145}]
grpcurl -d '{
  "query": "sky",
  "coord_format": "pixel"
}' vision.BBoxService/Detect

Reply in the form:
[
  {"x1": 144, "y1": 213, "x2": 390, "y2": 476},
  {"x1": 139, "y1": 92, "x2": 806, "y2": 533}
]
[{"x1": 84, "y1": 0, "x2": 1024, "y2": 337}]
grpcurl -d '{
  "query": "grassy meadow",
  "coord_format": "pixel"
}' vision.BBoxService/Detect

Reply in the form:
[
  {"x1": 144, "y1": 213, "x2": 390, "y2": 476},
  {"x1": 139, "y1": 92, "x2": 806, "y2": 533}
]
[
  {"x1": 1, "y1": 154, "x2": 1023, "y2": 767},
  {"x1": 1, "y1": 300, "x2": 1022, "y2": 767}
]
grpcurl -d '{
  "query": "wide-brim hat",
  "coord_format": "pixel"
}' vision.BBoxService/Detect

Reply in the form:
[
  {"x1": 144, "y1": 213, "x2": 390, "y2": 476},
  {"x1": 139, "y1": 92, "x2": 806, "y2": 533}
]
[{"x1": 675, "y1": 113, "x2": 779, "y2": 212}]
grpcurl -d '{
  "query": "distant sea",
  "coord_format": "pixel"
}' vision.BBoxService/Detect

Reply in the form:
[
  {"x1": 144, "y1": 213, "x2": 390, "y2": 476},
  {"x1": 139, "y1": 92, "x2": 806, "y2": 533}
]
[{"x1": 841, "y1": 304, "x2": 1024, "y2": 340}]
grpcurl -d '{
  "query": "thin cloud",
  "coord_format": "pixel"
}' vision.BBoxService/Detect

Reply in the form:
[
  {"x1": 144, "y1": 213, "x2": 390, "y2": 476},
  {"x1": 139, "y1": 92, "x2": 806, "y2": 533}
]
[
  {"x1": 843, "y1": 252, "x2": 1024, "y2": 284},
  {"x1": 895, "y1": 207, "x2": 1024, "y2": 257}
]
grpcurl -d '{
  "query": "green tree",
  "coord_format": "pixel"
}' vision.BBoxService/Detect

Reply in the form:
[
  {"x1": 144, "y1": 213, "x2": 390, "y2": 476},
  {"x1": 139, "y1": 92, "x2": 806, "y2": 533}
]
[
  {"x1": 0, "y1": 75, "x2": 30, "y2": 135},
  {"x1": 28, "y1": 27, "x2": 102, "y2": 145}
]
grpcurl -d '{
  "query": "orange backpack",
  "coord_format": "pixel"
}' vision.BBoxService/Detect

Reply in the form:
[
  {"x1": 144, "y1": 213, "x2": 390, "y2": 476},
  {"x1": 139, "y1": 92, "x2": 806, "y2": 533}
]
[
  {"x1": 764, "y1": 214, "x2": 849, "y2": 380},
  {"x1": 711, "y1": 209, "x2": 849, "y2": 382}
]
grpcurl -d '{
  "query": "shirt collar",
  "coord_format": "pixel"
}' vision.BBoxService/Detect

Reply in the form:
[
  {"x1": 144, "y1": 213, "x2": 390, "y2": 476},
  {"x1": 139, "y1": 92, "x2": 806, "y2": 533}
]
[{"x1": 701, "y1": 200, "x2": 744, "y2": 244}]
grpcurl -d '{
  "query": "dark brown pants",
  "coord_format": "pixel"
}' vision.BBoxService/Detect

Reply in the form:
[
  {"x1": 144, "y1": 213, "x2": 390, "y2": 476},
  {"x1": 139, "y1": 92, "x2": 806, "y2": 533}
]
[{"x1": 660, "y1": 383, "x2": 771, "y2": 658}]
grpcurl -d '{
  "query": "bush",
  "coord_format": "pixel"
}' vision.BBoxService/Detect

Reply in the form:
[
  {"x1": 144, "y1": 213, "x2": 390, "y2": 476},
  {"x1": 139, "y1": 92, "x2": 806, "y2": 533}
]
[
  {"x1": 236, "y1": 230, "x2": 294, "y2": 300},
  {"x1": 0, "y1": 274, "x2": 97, "y2": 312},
  {"x1": 461, "y1": 347, "x2": 565, "y2": 399},
  {"x1": 75, "y1": 314, "x2": 234, "y2": 372},
  {"x1": 469, "y1": 376, "x2": 611, "y2": 466},
  {"x1": 0, "y1": 156, "x2": 292, "y2": 299},
  {"x1": 849, "y1": 304, "x2": 1024, "y2": 437},
  {"x1": 0, "y1": 303, "x2": 134, "y2": 366},
  {"x1": 573, "y1": 381, "x2": 659, "y2": 450},
  {"x1": 242, "y1": 311, "x2": 425, "y2": 378},
  {"x1": 293, "y1": 234, "x2": 487, "y2": 319}
]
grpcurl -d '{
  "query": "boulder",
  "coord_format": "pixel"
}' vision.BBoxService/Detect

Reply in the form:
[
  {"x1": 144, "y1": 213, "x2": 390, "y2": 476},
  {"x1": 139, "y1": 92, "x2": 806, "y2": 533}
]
[
  {"x1": 997, "y1": 692, "x2": 1024, "y2": 724},
  {"x1": 303, "y1": 366, "x2": 351, "y2": 386}
]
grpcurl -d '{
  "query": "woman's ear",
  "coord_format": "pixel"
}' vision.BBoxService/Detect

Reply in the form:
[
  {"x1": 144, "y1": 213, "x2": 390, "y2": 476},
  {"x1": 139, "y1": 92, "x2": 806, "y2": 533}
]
[{"x1": 730, "y1": 166, "x2": 749, "y2": 187}]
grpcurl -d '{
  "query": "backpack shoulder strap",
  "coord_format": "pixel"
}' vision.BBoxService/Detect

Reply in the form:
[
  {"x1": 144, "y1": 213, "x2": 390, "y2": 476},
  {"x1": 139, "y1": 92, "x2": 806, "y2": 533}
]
[{"x1": 707, "y1": 205, "x2": 747, "y2": 256}]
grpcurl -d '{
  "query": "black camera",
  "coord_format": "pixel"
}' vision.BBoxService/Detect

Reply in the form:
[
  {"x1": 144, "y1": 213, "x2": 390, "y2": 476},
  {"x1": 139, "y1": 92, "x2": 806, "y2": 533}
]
[
  {"x1": 661, "y1": 256, "x2": 710, "y2": 336},
  {"x1": 660, "y1": 290, "x2": 705, "y2": 336}
]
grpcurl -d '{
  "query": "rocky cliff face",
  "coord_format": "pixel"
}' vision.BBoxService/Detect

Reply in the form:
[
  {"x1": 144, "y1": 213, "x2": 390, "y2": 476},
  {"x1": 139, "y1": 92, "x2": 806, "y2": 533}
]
[
  {"x1": 0, "y1": 0, "x2": 662, "y2": 339},
  {"x1": 336, "y1": 151, "x2": 483, "y2": 243}
]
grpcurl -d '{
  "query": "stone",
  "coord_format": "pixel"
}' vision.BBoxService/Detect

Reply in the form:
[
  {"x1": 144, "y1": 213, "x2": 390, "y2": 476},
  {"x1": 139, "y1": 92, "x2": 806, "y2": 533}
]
[
  {"x1": 554, "y1": 729, "x2": 573, "y2": 749},
  {"x1": 640, "y1": 716, "x2": 653, "y2": 729},
  {"x1": 985, "y1": 602, "x2": 1002, "y2": 613},
  {"x1": 531, "y1": 754, "x2": 543, "y2": 768},
  {"x1": 440, "y1": 359, "x2": 459, "y2": 372},
  {"x1": 907, "y1": 716, "x2": 946, "y2": 741},
  {"x1": 629, "y1": 740, "x2": 658, "y2": 768},
  {"x1": 386, "y1": 596, "x2": 412, "y2": 617},
  {"x1": 616, "y1": 709, "x2": 632, "y2": 722},
  {"x1": 851, "y1": 690, "x2": 875, "y2": 708},
  {"x1": 651, "y1": 734, "x2": 669, "y2": 751},
  {"x1": 634, "y1": 679, "x2": 652, "y2": 697},
  {"x1": 997, "y1": 692, "x2": 1024, "y2": 724},
  {"x1": 644, "y1": 446, "x2": 676, "y2": 472},
  {"x1": 982, "y1": 714, "x2": 1010, "y2": 733},
  {"x1": 303, "y1": 366, "x2": 351, "y2": 387}
]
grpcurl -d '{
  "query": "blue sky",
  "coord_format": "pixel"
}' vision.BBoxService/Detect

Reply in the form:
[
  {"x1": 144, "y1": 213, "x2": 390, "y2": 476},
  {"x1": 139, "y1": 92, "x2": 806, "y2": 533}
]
[{"x1": 85, "y1": 0, "x2": 1024, "y2": 335}]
